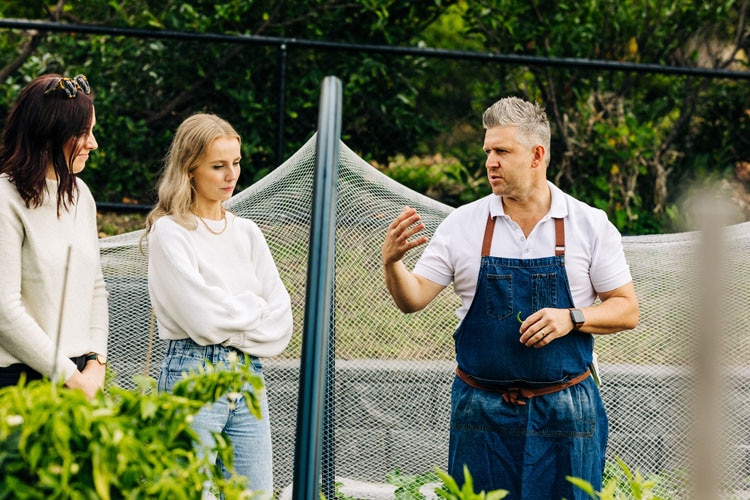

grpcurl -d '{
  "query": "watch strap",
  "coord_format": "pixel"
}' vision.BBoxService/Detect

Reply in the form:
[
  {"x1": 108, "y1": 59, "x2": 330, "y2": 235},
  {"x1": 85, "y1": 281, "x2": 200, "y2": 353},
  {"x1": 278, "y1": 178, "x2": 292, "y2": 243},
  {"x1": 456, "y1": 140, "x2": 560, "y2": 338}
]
[{"x1": 84, "y1": 353, "x2": 107, "y2": 365}]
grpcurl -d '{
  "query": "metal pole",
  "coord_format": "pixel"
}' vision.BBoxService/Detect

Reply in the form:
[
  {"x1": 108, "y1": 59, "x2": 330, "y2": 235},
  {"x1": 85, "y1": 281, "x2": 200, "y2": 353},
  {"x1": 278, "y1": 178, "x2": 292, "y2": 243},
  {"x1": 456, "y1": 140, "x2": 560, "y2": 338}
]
[
  {"x1": 275, "y1": 43, "x2": 288, "y2": 167},
  {"x1": 690, "y1": 191, "x2": 735, "y2": 499},
  {"x1": 321, "y1": 285, "x2": 336, "y2": 500},
  {"x1": 291, "y1": 75, "x2": 342, "y2": 500}
]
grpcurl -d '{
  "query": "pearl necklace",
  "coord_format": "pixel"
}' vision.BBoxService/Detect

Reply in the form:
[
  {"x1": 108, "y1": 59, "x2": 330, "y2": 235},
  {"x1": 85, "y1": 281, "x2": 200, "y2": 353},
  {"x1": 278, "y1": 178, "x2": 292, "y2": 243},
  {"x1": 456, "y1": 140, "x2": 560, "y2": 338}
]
[{"x1": 194, "y1": 209, "x2": 227, "y2": 235}]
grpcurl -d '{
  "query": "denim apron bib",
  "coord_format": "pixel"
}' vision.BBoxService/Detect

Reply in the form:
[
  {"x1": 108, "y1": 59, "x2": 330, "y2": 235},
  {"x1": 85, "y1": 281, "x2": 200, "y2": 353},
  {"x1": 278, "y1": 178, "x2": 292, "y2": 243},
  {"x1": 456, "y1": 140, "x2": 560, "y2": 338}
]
[{"x1": 448, "y1": 215, "x2": 607, "y2": 499}]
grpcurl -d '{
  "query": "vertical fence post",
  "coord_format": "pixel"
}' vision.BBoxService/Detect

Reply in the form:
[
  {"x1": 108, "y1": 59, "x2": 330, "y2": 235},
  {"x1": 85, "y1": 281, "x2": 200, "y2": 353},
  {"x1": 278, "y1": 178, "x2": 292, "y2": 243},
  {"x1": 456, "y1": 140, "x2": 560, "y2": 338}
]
[
  {"x1": 275, "y1": 43, "x2": 288, "y2": 167},
  {"x1": 321, "y1": 283, "x2": 336, "y2": 500},
  {"x1": 690, "y1": 191, "x2": 736, "y2": 499},
  {"x1": 292, "y1": 75, "x2": 342, "y2": 500}
]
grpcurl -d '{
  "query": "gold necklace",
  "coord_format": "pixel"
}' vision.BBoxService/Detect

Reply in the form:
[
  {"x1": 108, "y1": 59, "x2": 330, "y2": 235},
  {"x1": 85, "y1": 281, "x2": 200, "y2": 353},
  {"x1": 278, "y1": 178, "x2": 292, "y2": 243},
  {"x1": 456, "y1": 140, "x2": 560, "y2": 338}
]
[{"x1": 194, "y1": 209, "x2": 227, "y2": 235}]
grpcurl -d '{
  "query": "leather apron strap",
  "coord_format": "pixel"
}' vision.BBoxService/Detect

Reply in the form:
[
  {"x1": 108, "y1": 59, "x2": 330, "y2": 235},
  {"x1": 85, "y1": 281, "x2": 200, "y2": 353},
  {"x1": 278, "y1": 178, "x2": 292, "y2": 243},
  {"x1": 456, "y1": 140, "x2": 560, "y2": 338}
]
[{"x1": 481, "y1": 214, "x2": 565, "y2": 257}]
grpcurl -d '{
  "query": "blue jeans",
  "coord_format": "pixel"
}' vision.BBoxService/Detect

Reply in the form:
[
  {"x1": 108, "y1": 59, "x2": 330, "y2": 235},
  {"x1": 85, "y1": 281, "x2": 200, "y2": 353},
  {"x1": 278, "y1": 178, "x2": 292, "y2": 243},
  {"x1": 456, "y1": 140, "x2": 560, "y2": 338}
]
[
  {"x1": 449, "y1": 374, "x2": 607, "y2": 499},
  {"x1": 158, "y1": 339, "x2": 273, "y2": 497}
]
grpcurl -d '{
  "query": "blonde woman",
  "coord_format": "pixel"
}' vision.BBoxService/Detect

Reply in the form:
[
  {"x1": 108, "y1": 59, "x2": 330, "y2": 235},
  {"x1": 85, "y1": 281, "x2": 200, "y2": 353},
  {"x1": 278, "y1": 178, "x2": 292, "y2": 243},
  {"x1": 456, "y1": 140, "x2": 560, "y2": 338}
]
[{"x1": 144, "y1": 113, "x2": 292, "y2": 497}]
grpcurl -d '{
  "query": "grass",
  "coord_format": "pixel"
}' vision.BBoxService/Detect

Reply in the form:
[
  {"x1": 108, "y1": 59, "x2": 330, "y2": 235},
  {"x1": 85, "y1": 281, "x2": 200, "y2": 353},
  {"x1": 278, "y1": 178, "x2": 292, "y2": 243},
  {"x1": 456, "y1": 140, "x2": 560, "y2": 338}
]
[{"x1": 97, "y1": 211, "x2": 147, "y2": 237}]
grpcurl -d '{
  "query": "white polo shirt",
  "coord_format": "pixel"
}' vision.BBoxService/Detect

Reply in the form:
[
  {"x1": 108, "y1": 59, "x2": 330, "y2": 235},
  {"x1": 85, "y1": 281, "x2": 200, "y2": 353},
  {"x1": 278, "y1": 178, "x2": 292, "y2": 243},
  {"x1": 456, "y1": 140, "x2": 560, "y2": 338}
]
[{"x1": 413, "y1": 181, "x2": 632, "y2": 320}]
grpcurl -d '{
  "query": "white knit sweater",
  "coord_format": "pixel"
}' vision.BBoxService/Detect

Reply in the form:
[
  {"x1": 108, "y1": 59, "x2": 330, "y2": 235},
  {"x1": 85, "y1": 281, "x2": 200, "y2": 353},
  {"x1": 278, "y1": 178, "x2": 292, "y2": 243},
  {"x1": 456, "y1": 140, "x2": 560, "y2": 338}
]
[
  {"x1": 0, "y1": 174, "x2": 109, "y2": 382},
  {"x1": 147, "y1": 213, "x2": 292, "y2": 357}
]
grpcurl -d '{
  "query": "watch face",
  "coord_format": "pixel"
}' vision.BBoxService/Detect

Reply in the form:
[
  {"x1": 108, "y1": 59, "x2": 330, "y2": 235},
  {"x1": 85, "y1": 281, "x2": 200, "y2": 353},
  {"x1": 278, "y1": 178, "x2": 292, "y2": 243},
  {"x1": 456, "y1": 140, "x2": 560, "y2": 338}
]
[{"x1": 571, "y1": 309, "x2": 585, "y2": 326}]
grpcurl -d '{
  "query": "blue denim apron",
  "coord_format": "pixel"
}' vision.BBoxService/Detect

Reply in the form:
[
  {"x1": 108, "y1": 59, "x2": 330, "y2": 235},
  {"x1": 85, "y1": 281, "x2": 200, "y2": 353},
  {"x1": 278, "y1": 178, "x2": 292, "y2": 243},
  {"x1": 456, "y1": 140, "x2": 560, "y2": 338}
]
[{"x1": 448, "y1": 215, "x2": 607, "y2": 499}]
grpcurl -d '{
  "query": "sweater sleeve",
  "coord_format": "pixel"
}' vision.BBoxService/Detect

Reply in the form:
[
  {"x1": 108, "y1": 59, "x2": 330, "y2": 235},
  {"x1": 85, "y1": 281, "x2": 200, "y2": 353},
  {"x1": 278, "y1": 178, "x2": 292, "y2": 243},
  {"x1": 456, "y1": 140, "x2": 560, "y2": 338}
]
[
  {"x1": 0, "y1": 190, "x2": 78, "y2": 382},
  {"x1": 221, "y1": 223, "x2": 293, "y2": 357},
  {"x1": 79, "y1": 182, "x2": 109, "y2": 355},
  {"x1": 147, "y1": 218, "x2": 269, "y2": 346},
  {"x1": 89, "y1": 270, "x2": 109, "y2": 354}
]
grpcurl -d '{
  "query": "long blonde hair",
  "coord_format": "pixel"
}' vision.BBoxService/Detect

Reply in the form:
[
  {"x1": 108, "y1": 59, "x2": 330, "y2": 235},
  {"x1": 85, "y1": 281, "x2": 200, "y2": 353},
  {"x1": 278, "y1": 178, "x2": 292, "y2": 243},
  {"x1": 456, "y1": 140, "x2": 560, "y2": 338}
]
[{"x1": 143, "y1": 113, "x2": 241, "y2": 236}]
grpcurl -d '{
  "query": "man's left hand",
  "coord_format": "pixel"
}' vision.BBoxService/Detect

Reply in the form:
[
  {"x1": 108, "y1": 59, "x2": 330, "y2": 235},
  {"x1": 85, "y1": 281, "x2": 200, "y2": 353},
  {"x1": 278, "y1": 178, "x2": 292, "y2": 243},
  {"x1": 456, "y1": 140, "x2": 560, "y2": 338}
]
[{"x1": 518, "y1": 308, "x2": 574, "y2": 348}]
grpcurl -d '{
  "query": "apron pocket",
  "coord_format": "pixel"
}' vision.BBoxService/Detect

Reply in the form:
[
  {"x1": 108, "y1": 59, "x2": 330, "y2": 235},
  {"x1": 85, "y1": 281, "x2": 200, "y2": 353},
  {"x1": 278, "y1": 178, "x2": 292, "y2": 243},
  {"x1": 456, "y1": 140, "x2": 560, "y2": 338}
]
[{"x1": 486, "y1": 273, "x2": 513, "y2": 320}]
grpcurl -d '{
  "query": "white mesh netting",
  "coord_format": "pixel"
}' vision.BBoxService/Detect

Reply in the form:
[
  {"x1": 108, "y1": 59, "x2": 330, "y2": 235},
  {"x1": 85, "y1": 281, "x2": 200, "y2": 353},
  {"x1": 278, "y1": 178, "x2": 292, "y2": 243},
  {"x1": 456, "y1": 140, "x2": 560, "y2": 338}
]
[{"x1": 100, "y1": 134, "x2": 750, "y2": 498}]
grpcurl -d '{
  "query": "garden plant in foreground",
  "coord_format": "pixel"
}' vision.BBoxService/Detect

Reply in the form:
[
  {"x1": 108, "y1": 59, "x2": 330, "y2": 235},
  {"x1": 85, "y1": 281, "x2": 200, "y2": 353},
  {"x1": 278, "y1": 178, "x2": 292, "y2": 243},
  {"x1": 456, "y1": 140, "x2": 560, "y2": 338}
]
[
  {"x1": 0, "y1": 357, "x2": 264, "y2": 499},
  {"x1": 0, "y1": 358, "x2": 665, "y2": 499}
]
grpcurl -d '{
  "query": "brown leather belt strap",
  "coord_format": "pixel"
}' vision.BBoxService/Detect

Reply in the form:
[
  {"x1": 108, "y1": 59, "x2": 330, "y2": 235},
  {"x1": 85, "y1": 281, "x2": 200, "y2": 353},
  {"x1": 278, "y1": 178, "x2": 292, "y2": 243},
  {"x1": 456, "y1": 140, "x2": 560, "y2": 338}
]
[
  {"x1": 481, "y1": 214, "x2": 565, "y2": 257},
  {"x1": 455, "y1": 366, "x2": 591, "y2": 406}
]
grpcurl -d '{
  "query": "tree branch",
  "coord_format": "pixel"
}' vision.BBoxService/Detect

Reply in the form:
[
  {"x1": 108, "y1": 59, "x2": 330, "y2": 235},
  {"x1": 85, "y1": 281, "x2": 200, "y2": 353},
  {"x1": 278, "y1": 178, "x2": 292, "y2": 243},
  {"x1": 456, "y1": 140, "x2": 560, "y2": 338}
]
[{"x1": 0, "y1": 31, "x2": 44, "y2": 83}]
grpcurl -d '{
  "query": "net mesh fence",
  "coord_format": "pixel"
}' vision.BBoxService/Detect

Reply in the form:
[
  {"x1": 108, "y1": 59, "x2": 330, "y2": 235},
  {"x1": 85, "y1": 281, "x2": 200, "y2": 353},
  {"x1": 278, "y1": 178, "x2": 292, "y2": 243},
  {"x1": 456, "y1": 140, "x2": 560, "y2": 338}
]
[{"x1": 100, "y1": 134, "x2": 750, "y2": 498}]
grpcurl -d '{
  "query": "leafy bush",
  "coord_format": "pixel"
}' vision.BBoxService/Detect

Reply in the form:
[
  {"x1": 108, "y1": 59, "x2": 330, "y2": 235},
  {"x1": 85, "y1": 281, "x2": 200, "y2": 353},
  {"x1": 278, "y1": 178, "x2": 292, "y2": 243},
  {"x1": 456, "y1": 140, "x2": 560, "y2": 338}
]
[
  {"x1": 379, "y1": 458, "x2": 664, "y2": 500},
  {"x1": 386, "y1": 469, "x2": 441, "y2": 499},
  {"x1": 568, "y1": 456, "x2": 664, "y2": 500},
  {"x1": 432, "y1": 466, "x2": 508, "y2": 499},
  {"x1": 0, "y1": 357, "x2": 266, "y2": 499},
  {"x1": 371, "y1": 153, "x2": 489, "y2": 207}
]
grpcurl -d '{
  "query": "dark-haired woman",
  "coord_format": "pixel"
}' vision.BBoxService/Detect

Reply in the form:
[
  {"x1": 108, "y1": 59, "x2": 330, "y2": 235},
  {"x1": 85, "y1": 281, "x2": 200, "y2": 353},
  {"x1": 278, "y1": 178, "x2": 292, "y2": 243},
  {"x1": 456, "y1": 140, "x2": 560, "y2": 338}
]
[{"x1": 0, "y1": 73, "x2": 109, "y2": 398}]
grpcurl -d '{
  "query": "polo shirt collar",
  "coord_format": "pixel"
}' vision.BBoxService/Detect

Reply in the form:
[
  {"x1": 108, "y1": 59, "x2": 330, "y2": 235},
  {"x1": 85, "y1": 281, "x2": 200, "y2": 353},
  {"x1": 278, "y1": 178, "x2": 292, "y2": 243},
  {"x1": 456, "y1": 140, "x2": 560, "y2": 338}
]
[{"x1": 547, "y1": 181, "x2": 568, "y2": 219}]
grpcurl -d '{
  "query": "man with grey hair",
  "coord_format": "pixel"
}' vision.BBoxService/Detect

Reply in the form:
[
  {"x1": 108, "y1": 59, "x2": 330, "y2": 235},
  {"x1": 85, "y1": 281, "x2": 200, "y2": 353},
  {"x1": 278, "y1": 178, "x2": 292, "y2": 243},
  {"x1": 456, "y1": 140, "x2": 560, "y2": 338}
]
[{"x1": 381, "y1": 96, "x2": 639, "y2": 498}]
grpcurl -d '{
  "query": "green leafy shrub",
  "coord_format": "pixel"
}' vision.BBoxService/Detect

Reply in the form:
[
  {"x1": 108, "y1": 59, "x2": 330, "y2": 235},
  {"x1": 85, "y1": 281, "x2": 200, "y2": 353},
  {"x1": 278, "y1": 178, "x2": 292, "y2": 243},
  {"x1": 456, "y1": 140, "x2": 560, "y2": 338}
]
[
  {"x1": 387, "y1": 458, "x2": 664, "y2": 500},
  {"x1": 568, "y1": 456, "x2": 664, "y2": 500},
  {"x1": 433, "y1": 466, "x2": 508, "y2": 499},
  {"x1": 0, "y1": 357, "x2": 265, "y2": 499},
  {"x1": 372, "y1": 154, "x2": 489, "y2": 207},
  {"x1": 386, "y1": 469, "x2": 440, "y2": 499}
]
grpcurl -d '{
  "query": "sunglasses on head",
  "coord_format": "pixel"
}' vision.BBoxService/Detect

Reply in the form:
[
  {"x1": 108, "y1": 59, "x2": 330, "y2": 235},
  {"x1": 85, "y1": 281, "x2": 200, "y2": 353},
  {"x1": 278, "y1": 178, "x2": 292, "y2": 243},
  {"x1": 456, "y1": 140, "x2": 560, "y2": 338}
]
[{"x1": 43, "y1": 74, "x2": 91, "y2": 99}]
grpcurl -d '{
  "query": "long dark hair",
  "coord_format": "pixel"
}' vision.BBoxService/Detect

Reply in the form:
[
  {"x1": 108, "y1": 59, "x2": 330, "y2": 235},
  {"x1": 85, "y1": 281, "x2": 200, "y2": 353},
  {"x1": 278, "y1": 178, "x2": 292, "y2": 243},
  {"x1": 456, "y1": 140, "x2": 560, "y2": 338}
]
[{"x1": 0, "y1": 73, "x2": 95, "y2": 213}]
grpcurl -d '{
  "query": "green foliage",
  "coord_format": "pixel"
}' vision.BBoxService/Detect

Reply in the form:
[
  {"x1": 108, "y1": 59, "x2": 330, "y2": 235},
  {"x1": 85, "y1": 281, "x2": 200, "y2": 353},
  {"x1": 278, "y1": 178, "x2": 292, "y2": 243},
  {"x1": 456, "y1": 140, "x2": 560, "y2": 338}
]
[
  {"x1": 380, "y1": 459, "x2": 666, "y2": 500},
  {"x1": 0, "y1": 0, "x2": 456, "y2": 204},
  {"x1": 0, "y1": 356, "x2": 265, "y2": 499},
  {"x1": 326, "y1": 481, "x2": 357, "y2": 500},
  {"x1": 0, "y1": 0, "x2": 747, "y2": 234},
  {"x1": 386, "y1": 469, "x2": 441, "y2": 499},
  {"x1": 371, "y1": 153, "x2": 488, "y2": 206},
  {"x1": 456, "y1": 0, "x2": 749, "y2": 234},
  {"x1": 568, "y1": 456, "x2": 665, "y2": 500},
  {"x1": 433, "y1": 466, "x2": 508, "y2": 499}
]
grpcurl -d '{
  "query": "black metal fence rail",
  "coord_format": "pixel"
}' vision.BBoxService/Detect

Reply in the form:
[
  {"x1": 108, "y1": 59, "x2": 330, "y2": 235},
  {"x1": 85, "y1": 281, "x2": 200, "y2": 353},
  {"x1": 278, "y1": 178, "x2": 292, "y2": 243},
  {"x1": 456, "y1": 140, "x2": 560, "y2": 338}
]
[
  {"x1": 2, "y1": 19, "x2": 748, "y2": 79},
  {"x1": 1, "y1": 17, "x2": 749, "y2": 213}
]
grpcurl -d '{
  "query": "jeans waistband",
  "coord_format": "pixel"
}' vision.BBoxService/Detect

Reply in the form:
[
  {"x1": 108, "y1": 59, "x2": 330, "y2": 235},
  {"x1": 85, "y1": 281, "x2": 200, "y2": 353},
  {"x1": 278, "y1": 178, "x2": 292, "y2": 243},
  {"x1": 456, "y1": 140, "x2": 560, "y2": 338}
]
[{"x1": 164, "y1": 338, "x2": 260, "y2": 366}]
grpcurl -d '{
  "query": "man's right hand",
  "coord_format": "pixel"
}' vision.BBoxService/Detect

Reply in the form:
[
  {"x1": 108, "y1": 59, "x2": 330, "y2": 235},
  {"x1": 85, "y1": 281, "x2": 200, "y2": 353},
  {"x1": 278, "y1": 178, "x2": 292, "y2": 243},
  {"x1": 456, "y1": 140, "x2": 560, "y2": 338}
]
[
  {"x1": 382, "y1": 206, "x2": 444, "y2": 313},
  {"x1": 382, "y1": 206, "x2": 428, "y2": 265}
]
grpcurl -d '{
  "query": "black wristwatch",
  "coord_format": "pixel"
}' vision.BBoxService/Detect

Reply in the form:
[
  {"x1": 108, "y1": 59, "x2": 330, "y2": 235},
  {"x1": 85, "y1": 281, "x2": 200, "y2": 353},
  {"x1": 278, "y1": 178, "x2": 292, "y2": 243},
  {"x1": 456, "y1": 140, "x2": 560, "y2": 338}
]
[
  {"x1": 569, "y1": 308, "x2": 585, "y2": 330},
  {"x1": 84, "y1": 352, "x2": 107, "y2": 365}
]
